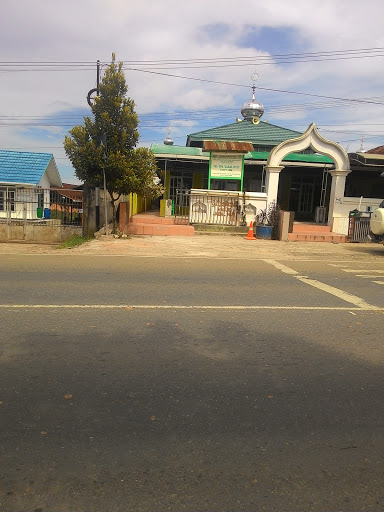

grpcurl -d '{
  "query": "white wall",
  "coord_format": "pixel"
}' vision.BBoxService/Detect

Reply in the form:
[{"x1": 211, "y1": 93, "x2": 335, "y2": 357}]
[
  {"x1": 332, "y1": 197, "x2": 382, "y2": 235},
  {"x1": 0, "y1": 187, "x2": 51, "y2": 220}
]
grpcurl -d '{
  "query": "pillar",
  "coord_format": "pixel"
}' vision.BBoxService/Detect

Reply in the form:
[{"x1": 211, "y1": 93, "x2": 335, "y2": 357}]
[
  {"x1": 264, "y1": 165, "x2": 284, "y2": 206},
  {"x1": 327, "y1": 169, "x2": 351, "y2": 227}
]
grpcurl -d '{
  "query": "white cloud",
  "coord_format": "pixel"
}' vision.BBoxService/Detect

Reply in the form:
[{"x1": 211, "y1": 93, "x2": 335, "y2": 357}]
[{"x1": 1, "y1": 0, "x2": 384, "y2": 181}]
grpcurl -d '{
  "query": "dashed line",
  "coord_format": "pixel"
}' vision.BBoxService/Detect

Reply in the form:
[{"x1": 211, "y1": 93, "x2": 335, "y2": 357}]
[{"x1": 355, "y1": 275, "x2": 384, "y2": 279}]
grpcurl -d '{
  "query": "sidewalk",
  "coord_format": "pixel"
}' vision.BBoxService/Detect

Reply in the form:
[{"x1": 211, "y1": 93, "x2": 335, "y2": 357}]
[{"x1": 0, "y1": 235, "x2": 383, "y2": 261}]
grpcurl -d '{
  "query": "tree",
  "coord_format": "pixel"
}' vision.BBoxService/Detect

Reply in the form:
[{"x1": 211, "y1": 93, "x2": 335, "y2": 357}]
[{"x1": 64, "y1": 54, "x2": 164, "y2": 232}]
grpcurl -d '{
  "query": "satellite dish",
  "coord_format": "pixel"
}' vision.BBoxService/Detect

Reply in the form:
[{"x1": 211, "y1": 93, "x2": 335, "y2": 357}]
[{"x1": 252, "y1": 116, "x2": 260, "y2": 125}]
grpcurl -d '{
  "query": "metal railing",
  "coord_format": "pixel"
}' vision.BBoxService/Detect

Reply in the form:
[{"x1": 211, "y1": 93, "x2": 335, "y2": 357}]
[
  {"x1": 174, "y1": 189, "x2": 190, "y2": 225},
  {"x1": 0, "y1": 187, "x2": 83, "y2": 227},
  {"x1": 189, "y1": 192, "x2": 239, "y2": 226}
]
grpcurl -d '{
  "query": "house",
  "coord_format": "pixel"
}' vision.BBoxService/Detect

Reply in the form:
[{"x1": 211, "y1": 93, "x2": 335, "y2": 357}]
[{"x1": 0, "y1": 150, "x2": 62, "y2": 220}]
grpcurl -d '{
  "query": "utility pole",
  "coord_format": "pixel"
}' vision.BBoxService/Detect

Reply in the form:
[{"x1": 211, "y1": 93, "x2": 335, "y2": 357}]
[
  {"x1": 87, "y1": 60, "x2": 104, "y2": 232},
  {"x1": 87, "y1": 60, "x2": 100, "y2": 107}
]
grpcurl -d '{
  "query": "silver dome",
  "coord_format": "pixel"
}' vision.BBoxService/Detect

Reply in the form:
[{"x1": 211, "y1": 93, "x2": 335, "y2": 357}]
[
  {"x1": 164, "y1": 135, "x2": 174, "y2": 145},
  {"x1": 241, "y1": 92, "x2": 264, "y2": 121}
]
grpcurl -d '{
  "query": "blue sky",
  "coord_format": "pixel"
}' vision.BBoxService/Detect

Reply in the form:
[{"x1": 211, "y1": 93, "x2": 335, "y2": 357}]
[{"x1": 1, "y1": 0, "x2": 384, "y2": 184}]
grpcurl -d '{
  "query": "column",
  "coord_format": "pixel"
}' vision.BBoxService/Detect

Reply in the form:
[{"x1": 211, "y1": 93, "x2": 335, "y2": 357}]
[
  {"x1": 327, "y1": 169, "x2": 351, "y2": 228},
  {"x1": 264, "y1": 165, "x2": 284, "y2": 206}
]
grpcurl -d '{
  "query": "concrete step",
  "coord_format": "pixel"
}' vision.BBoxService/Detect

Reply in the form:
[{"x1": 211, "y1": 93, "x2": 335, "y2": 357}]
[
  {"x1": 126, "y1": 223, "x2": 194, "y2": 236},
  {"x1": 292, "y1": 223, "x2": 331, "y2": 233},
  {"x1": 131, "y1": 214, "x2": 176, "y2": 225},
  {"x1": 288, "y1": 232, "x2": 347, "y2": 243}
]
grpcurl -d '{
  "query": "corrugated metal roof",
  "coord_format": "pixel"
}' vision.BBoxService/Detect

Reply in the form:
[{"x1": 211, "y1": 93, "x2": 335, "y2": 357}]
[
  {"x1": 366, "y1": 145, "x2": 384, "y2": 155},
  {"x1": 351, "y1": 152, "x2": 384, "y2": 162},
  {"x1": 203, "y1": 141, "x2": 254, "y2": 152},
  {"x1": 0, "y1": 150, "x2": 54, "y2": 184},
  {"x1": 187, "y1": 120, "x2": 302, "y2": 146},
  {"x1": 151, "y1": 144, "x2": 205, "y2": 157}
]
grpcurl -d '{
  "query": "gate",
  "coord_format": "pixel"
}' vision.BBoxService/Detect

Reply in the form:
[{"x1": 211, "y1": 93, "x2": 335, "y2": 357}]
[
  {"x1": 348, "y1": 211, "x2": 372, "y2": 242},
  {"x1": 174, "y1": 189, "x2": 190, "y2": 225}
]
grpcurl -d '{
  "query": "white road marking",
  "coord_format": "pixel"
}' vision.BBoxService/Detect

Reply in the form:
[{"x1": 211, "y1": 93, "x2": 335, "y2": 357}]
[
  {"x1": 341, "y1": 269, "x2": 384, "y2": 273},
  {"x1": 0, "y1": 304, "x2": 379, "y2": 311},
  {"x1": 262, "y1": 260, "x2": 299, "y2": 275},
  {"x1": 373, "y1": 281, "x2": 384, "y2": 285},
  {"x1": 264, "y1": 259, "x2": 378, "y2": 310},
  {"x1": 355, "y1": 275, "x2": 384, "y2": 278}
]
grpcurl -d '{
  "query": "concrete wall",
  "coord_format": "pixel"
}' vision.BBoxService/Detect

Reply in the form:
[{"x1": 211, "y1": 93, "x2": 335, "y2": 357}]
[
  {"x1": 332, "y1": 197, "x2": 382, "y2": 235},
  {"x1": 0, "y1": 222, "x2": 82, "y2": 243}
]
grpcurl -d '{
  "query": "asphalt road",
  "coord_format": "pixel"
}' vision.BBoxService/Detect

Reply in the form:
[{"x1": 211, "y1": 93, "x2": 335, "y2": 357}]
[{"x1": 1, "y1": 255, "x2": 384, "y2": 511}]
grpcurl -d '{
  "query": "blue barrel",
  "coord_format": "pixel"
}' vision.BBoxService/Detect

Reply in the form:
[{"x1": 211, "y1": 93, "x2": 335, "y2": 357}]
[
  {"x1": 256, "y1": 224, "x2": 273, "y2": 240},
  {"x1": 43, "y1": 208, "x2": 51, "y2": 219}
]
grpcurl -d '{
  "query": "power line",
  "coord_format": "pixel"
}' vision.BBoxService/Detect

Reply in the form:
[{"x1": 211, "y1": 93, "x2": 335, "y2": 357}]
[{"x1": 1, "y1": 47, "x2": 384, "y2": 68}]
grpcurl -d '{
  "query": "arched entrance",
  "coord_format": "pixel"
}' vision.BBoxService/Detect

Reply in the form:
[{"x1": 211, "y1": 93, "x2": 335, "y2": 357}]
[{"x1": 265, "y1": 123, "x2": 350, "y2": 227}]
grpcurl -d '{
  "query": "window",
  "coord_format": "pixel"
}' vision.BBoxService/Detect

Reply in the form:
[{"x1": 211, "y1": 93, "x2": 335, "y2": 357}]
[{"x1": 0, "y1": 189, "x2": 15, "y2": 211}]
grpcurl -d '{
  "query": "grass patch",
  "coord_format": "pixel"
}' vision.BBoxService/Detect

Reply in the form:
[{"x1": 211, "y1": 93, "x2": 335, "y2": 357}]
[{"x1": 57, "y1": 235, "x2": 93, "y2": 249}]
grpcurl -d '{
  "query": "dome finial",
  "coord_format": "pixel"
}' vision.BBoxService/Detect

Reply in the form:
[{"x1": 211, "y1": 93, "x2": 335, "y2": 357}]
[
  {"x1": 251, "y1": 72, "x2": 258, "y2": 99},
  {"x1": 164, "y1": 125, "x2": 174, "y2": 145},
  {"x1": 241, "y1": 73, "x2": 264, "y2": 121}
]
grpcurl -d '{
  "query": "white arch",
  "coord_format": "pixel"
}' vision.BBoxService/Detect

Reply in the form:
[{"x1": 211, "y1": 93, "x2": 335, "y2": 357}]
[{"x1": 266, "y1": 123, "x2": 350, "y2": 171}]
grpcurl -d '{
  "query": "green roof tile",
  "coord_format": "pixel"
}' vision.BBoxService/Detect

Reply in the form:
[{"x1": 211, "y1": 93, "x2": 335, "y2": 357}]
[{"x1": 187, "y1": 120, "x2": 302, "y2": 146}]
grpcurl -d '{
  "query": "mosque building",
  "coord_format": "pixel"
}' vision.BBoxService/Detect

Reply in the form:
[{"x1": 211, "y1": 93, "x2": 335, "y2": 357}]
[{"x1": 150, "y1": 85, "x2": 384, "y2": 235}]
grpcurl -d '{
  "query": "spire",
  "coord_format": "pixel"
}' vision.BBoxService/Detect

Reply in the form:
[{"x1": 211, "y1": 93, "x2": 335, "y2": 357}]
[
  {"x1": 241, "y1": 73, "x2": 264, "y2": 122},
  {"x1": 163, "y1": 125, "x2": 174, "y2": 145}
]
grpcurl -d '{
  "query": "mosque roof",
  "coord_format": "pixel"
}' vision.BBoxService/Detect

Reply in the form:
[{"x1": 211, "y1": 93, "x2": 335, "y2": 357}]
[{"x1": 186, "y1": 120, "x2": 302, "y2": 147}]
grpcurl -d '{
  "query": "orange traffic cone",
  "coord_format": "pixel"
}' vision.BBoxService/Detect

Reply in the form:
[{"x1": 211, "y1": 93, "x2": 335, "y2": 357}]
[{"x1": 244, "y1": 220, "x2": 256, "y2": 240}]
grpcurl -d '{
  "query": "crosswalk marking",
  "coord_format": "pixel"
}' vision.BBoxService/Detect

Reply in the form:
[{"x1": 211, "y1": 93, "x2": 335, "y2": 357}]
[{"x1": 264, "y1": 260, "x2": 378, "y2": 310}]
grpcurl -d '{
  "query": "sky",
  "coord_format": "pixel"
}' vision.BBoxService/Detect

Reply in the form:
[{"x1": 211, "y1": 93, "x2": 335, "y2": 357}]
[{"x1": 1, "y1": 0, "x2": 384, "y2": 184}]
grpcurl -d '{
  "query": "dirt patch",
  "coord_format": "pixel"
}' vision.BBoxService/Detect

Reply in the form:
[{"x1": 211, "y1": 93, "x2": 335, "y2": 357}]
[{"x1": 1, "y1": 235, "x2": 383, "y2": 261}]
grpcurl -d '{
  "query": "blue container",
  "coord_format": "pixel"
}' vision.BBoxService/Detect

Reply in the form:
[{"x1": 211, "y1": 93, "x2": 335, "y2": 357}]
[
  {"x1": 43, "y1": 208, "x2": 51, "y2": 219},
  {"x1": 256, "y1": 224, "x2": 273, "y2": 239}
]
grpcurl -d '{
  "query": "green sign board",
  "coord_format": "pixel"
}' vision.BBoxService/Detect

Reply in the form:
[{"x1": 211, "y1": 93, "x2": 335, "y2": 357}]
[{"x1": 208, "y1": 151, "x2": 244, "y2": 190}]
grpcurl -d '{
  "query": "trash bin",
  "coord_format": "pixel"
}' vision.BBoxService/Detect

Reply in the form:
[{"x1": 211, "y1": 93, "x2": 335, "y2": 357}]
[
  {"x1": 43, "y1": 208, "x2": 51, "y2": 219},
  {"x1": 36, "y1": 207, "x2": 43, "y2": 218}
]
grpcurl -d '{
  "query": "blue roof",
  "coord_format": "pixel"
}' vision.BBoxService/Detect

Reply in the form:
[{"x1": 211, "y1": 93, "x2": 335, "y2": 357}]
[{"x1": 0, "y1": 150, "x2": 54, "y2": 185}]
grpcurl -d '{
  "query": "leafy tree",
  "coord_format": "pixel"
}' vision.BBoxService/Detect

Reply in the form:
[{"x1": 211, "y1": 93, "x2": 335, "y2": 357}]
[{"x1": 64, "y1": 54, "x2": 164, "y2": 232}]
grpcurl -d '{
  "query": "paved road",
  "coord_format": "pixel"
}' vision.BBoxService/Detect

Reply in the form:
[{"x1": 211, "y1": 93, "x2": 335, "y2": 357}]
[{"x1": 1, "y1": 255, "x2": 384, "y2": 511}]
